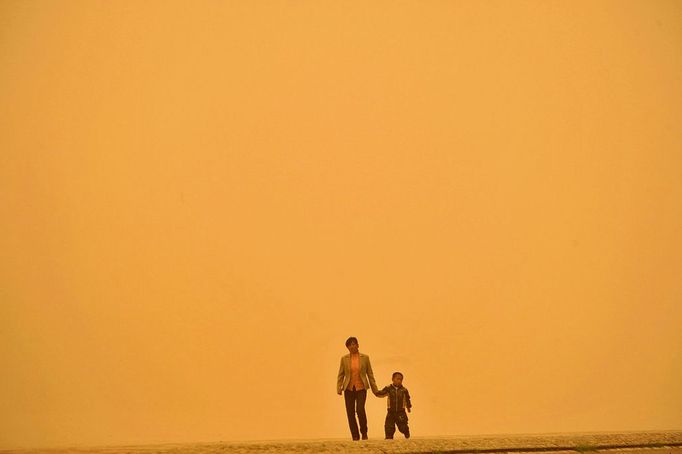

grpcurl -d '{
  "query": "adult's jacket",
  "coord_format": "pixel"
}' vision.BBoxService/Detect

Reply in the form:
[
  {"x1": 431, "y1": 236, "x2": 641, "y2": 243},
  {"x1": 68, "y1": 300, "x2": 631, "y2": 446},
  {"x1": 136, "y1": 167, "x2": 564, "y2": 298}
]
[{"x1": 337, "y1": 353, "x2": 379, "y2": 394}]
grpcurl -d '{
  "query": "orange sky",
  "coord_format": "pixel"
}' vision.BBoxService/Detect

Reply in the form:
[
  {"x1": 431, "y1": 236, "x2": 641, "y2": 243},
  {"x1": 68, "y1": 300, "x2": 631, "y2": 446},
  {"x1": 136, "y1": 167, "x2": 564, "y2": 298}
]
[{"x1": 1, "y1": 0, "x2": 681, "y2": 449}]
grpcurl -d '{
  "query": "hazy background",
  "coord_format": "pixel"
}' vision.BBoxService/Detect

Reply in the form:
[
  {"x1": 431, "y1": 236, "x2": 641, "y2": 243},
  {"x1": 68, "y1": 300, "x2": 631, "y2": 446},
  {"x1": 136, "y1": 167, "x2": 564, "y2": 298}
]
[{"x1": 1, "y1": 0, "x2": 681, "y2": 449}]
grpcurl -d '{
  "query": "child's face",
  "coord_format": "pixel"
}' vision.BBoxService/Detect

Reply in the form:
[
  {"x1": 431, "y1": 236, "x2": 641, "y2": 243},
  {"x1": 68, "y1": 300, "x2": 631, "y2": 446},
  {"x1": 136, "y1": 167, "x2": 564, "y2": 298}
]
[{"x1": 392, "y1": 374, "x2": 403, "y2": 386}]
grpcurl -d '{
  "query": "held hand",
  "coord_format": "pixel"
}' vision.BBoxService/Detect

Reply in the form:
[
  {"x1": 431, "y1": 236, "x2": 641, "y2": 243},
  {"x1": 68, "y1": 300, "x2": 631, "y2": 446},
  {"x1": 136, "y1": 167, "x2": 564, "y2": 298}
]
[{"x1": 407, "y1": 408, "x2": 411, "y2": 413}]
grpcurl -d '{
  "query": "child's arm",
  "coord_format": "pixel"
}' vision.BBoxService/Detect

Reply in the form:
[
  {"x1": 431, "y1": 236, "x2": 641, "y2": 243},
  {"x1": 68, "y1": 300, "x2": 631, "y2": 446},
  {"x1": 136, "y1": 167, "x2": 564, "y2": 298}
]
[
  {"x1": 375, "y1": 385, "x2": 389, "y2": 397},
  {"x1": 405, "y1": 388, "x2": 412, "y2": 411}
]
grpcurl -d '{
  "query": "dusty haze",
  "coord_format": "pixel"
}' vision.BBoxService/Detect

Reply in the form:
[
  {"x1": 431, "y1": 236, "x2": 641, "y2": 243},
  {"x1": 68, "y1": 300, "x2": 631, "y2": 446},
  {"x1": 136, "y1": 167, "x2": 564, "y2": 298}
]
[{"x1": 1, "y1": 0, "x2": 681, "y2": 450}]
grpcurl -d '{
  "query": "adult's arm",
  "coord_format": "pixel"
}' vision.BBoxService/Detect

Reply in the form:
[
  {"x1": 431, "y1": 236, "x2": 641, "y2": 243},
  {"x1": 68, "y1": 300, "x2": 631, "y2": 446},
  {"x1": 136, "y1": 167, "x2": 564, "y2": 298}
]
[
  {"x1": 336, "y1": 357, "x2": 345, "y2": 394},
  {"x1": 365, "y1": 356, "x2": 379, "y2": 394}
]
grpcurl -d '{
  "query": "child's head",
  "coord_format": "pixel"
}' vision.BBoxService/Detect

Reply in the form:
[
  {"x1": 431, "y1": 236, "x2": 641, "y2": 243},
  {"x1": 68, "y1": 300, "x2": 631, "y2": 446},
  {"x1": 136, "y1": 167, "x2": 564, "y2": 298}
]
[{"x1": 392, "y1": 371, "x2": 404, "y2": 386}]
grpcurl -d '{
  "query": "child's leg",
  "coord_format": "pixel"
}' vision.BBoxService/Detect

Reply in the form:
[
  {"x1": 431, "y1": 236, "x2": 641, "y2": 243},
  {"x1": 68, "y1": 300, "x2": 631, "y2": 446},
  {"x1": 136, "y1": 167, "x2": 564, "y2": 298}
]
[
  {"x1": 396, "y1": 411, "x2": 410, "y2": 439},
  {"x1": 384, "y1": 411, "x2": 396, "y2": 439}
]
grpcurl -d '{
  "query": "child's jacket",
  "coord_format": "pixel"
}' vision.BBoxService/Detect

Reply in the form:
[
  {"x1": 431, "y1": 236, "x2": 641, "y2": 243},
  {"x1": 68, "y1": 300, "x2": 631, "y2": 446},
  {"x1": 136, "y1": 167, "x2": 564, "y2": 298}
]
[{"x1": 376, "y1": 384, "x2": 412, "y2": 412}]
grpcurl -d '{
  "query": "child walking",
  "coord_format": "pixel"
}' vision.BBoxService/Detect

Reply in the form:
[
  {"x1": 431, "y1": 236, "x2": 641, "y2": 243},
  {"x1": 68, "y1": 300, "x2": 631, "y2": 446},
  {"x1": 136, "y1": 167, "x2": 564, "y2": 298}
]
[{"x1": 375, "y1": 371, "x2": 412, "y2": 439}]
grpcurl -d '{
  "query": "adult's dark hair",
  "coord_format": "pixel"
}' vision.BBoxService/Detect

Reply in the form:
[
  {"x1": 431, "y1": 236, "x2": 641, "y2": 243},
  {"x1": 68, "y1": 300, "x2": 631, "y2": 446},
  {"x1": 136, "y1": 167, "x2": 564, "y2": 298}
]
[
  {"x1": 345, "y1": 336, "x2": 359, "y2": 347},
  {"x1": 392, "y1": 371, "x2": 404, "y2": 379}
]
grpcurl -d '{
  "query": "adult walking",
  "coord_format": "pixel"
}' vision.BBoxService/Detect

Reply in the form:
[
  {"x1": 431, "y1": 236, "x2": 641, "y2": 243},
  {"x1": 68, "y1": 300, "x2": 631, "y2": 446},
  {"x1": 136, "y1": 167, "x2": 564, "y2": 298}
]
[{"x1": 337, "y1": 336, "x2": 379, "y2": 441}]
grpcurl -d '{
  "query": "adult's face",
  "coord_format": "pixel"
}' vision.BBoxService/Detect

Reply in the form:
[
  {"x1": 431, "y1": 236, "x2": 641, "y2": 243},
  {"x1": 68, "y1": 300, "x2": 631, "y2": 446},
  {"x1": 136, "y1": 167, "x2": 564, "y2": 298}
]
[{"x1": 347, "y1": 341, "x2": 359, "y2": 354}]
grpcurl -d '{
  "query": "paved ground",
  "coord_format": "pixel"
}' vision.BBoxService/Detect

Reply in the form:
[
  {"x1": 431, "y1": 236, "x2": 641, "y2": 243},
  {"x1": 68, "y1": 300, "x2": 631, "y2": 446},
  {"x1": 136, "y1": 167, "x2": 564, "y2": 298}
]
[{"x1": 2, "y1": 431, "x2": 681, "y2": 454}]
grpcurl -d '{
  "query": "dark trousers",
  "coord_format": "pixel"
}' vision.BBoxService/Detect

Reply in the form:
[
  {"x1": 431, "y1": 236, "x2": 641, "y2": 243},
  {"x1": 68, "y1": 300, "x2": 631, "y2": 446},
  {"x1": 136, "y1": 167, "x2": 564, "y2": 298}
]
[
  {"x1": 385, "y1": 410, "x2": 410, "y2": 439},
  {"x1": 343, "y1": 388, "x2": 367, "y2": 439}
]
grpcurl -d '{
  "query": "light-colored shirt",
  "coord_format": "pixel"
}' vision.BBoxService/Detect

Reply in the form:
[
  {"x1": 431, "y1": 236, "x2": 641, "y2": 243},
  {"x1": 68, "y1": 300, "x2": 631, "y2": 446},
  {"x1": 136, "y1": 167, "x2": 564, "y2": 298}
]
[{"x1": 347, "y1": 353, "x2": 365, "y2": 390}]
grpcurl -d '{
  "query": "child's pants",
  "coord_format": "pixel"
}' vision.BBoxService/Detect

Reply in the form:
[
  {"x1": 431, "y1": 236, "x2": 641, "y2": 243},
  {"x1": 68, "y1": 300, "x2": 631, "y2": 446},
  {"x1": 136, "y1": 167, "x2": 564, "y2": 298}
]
[{"x1": 384, "y1": 410, "x2": 410, "y2": 439}]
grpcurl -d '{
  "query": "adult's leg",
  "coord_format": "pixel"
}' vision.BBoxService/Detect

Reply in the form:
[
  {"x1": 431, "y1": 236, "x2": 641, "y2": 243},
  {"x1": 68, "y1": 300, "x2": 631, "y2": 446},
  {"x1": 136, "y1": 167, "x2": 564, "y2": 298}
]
[
  {"x1": 344, "y1": 390, "x2": 360, "y2": 440},
  {"x1": 384, "y1": 411, "x2": 396, "y2": 439},
  {"x1": 355, "y1": 389, "x2": 368, "y2": 437}
]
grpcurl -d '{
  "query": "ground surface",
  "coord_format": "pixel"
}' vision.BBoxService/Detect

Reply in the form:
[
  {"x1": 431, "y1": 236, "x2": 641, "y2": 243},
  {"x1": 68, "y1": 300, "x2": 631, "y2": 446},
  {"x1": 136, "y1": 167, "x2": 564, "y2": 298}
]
[{"x1": 2, "y1": 431, "x2": 681, "y2": 454}]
